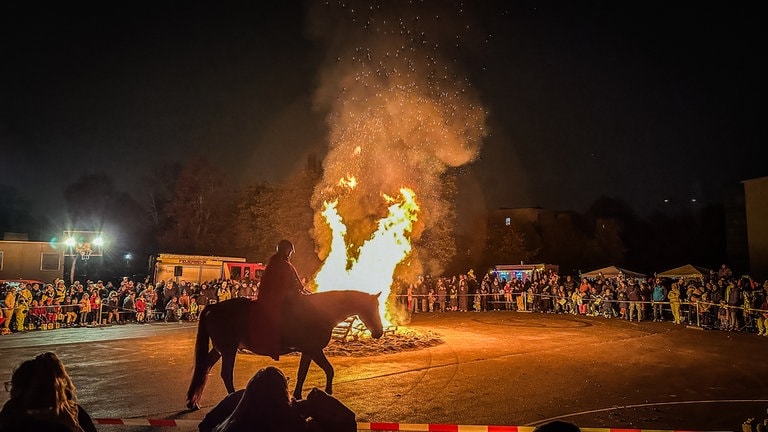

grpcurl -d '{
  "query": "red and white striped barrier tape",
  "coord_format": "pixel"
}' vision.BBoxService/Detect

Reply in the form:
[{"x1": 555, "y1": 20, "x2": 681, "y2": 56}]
[
  {"x1": 357, "y1": 425, "x2": 727, "y2": 432},
  {"x1": 93, "y1": 419, "x2": 728, "y2": 432},
  {"x1": 360, "y1": 424, "x2": 521, "y2": 431},
  {"x1": 95, "y1": 418, "x2": 199, "y2": 427}
]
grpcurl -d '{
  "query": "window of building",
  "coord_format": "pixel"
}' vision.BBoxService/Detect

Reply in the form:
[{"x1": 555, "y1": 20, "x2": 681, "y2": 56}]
[
  {"x1": 505, "y1": 217, "x2": 511, "y2": 226},
  {"x1": 41, "y1": 253, "x2": 61, "y2": 271}
]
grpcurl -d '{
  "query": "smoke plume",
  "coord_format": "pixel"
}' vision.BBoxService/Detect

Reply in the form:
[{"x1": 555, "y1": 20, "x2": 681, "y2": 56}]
[{"x1": 308, "y1": 1, "x2": 487, "y2": 277}]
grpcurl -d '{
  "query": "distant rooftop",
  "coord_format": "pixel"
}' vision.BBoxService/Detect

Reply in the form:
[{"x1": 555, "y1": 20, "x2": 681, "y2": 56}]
[{"x1": 2, "y1": 232, "x2": 29, "y2": 241}]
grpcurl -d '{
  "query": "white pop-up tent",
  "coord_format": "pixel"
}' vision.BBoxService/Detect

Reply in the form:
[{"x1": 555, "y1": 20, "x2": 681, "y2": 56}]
[
  {"x1": 581, "y1": 265, "x2": 646, "y2": 280},
  {"x1": 656, "y1": 264, "x2": 712, "y2": 279}
]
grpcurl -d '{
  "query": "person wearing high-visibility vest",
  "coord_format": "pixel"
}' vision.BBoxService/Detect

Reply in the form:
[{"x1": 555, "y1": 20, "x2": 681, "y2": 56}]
[{"x1": 2, "y1": 287, "x2": 16, "y2": 334}]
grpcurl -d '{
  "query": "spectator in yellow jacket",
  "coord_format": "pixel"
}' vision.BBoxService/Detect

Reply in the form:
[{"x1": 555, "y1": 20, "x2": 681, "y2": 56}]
[
  {"x1": 2, "y1": 288, "x2": 16, "y2": 334},
  {"x1": 667, "y1": 283, "x2": 682, "y2": 324}
]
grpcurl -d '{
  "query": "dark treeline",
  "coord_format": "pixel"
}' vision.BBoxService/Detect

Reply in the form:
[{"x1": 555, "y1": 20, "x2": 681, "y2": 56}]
[
  {"x1": 1, "y1": 158, "x2": 737, "y2": 280},
  {"x1": 478, "y1": 197, "x2": 732, "y2": 277}
]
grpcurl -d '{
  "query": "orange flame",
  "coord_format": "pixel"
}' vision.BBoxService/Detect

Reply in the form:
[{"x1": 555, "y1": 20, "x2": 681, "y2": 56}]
[
  {"x1": 314, "y1": 186, "x2": 419, "y2": 325},
  {"x1": 337, "y1": 175, "x2": 357, "y2": 190}
]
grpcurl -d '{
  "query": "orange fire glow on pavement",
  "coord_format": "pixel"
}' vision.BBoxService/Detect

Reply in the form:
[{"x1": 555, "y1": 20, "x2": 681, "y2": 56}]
[{"x1": 313, "y1": 185, "x2": 419, "y2": 325}]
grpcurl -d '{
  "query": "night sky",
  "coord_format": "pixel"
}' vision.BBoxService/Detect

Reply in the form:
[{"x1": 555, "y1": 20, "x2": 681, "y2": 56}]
[{"x1": 1, "y1": 1, "x2": 764, "y2": 222}]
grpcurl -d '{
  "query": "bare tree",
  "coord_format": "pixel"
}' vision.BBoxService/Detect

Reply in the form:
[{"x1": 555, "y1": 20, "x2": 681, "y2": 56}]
[{"x1": 157, "y1": 157, "x2": 236, "y2": 254}]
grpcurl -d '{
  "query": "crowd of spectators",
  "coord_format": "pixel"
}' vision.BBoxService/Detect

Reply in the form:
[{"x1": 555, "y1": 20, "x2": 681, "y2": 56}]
[
  {"x1": 397, "y1": 264, "x2": 768, "y2": 336},
  {"x1": 3, "y1": 263, "x2": 768, "y2": 337},
  {"x1": 0, "y1": 276, "x2": 262, "y2": 335}
]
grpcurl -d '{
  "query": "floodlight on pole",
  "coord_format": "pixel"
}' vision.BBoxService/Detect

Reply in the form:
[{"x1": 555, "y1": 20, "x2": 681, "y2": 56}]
[{"x1": 63, "y1": 230, "x2": 104, "y2": 284}]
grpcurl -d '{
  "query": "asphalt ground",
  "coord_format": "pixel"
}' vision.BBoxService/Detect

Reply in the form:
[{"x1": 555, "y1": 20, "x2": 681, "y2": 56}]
[{"x1": 1, "y1": 311, "x2": 767, "y2": 431}]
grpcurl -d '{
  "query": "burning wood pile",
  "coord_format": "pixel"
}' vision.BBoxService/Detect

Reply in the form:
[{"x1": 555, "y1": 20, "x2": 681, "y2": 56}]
[
  {"x1": 325, "y1": 326, "x2": 443, "y2": 357},
  {"x1": 332, "y1": 316, "x2": 397, "y2": 342}
]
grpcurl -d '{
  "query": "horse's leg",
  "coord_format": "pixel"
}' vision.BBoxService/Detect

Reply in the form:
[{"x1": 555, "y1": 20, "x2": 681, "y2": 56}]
[
  {"x1": 220, "y1": 347, "x2": 237, "y2": 394},
  {"x1": 186, "y1": 348, "x2": 221, "y2": 410},
  {"x1": 293, "y1": 352, "x2": 312, "y2": 400},
  {"x1": 207, "y1": 349, "x2": 221, "y2": 369},
  {"x1": 312, "y1": 351, "x2": 335, "y2": 395}
]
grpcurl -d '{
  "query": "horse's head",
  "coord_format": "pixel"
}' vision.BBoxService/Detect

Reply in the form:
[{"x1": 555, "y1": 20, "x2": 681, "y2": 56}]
[{"x1": 358, "y1": 292, "x2": 384, "y2": 339}]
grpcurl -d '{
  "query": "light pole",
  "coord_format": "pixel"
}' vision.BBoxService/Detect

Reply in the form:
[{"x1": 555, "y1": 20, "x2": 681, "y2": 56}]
[
  {"x1": 64, "y1": 231, "x2": 104, "y2": 284},
  {"x1": 124, "y1": 253, "x2": 133, "y2": 277}
]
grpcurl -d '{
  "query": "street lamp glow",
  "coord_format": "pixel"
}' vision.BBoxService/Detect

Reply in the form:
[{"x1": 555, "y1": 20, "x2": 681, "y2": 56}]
[
  {"x1": 124, "y1": 253, "x2": 132, "y2": 260},
  {"x1": 65, "y1": 237, "x2": 76, "y2": 247},
  {"x1": 93, "y1": 237, "x2": 104, "y2": 246}
]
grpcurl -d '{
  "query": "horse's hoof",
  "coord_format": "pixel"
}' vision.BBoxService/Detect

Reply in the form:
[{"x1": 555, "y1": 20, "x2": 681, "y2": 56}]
[{"x1": 186, "y1": 401, "x2": 200, "y2": 411}]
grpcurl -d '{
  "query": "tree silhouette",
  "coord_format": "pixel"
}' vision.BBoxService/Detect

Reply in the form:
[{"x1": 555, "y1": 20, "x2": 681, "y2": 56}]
[
  {"x1": 581, "y1": 196, "x2": 634, "y2": 268},
  {"x1": 236, "y1": 182, "x2": 280, "y2": 262},
  {"x1": 157, "y1": 157, "x2": 236, "y2": 255},
  {"x1": 483, "y1": 221, "x2": 534, "y2": 269},
  {"x1": 584, "y1": 218, "x2": 627, "y2": 267},
  {"x1": 141, "y1": 161, "x2": 181, "y2": 229},
  {"x1": 235, "y1": 166, "x2": 321, "y2": 275},
  {"x1": 538, "y1": 211, "x2": 590, "y2": 274},
  {"x1": 271, "y1": 167, "x2": 321, "y2": 275}
]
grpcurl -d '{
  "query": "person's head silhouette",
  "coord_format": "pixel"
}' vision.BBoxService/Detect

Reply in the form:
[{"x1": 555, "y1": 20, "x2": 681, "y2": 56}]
[{"x1": 533, "y1": 420, "x2": 581, "y2": 432}]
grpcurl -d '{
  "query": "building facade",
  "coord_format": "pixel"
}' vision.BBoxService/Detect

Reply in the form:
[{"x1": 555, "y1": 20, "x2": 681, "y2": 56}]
[
  {"x1": 0, "y1": 239, "x2": 63, "y2": 282},
  {"x1": 743, "y1": 176, "x2": 768, "y2": 280}
]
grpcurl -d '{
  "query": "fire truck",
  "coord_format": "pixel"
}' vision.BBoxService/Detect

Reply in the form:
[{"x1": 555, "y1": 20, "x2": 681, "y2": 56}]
[{"x1": 151, "y1": 253, "x2": 265, "y2": 285}]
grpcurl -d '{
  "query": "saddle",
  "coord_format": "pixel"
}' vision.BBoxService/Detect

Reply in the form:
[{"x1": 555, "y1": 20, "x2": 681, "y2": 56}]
[{"x1": 244, "y1": 296, "x2": 307, "y2": 359}]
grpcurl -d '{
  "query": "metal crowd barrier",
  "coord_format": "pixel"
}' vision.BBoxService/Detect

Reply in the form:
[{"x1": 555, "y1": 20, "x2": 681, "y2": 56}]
[
  {"x1": 0, "y1": 300, "x2": 192, "y2": 332},
  {"x1": 3, "y1": 291, "x2": 766, "y2": 334},
  {"x1": 394, "y1": 291, "x2": 768, "y2": 331}
]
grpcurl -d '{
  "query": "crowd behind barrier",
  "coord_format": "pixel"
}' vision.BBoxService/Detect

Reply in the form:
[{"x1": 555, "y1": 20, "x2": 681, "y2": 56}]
[
  {"x1": 2, "y1": 264, "x2": 768, "y2": 337},
  {"x1": 0, "y1": 276, "x2": 261, "y2": 335},
  {"x1": 392, "y1": 264, "x2": 768, "y2": 336}
]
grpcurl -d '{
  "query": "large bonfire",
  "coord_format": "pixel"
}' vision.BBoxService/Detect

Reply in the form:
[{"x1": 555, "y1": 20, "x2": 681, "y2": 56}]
[
  {"x1": 307, "y1": 1, "x2": 488, "y2": 326},
  {"x1": 313, "y1": 179, "x2": 419, "y2": 325}
]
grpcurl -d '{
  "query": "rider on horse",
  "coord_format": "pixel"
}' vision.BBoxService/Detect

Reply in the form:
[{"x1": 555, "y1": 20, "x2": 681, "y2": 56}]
[{"x1": 256, "y1": 240, "x2": 312, "y2": 360}]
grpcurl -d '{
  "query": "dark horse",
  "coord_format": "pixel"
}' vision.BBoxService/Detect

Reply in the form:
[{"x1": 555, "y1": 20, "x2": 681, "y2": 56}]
[{"x1": 186, "y1": 290, "x2": 384, "y2": 410}]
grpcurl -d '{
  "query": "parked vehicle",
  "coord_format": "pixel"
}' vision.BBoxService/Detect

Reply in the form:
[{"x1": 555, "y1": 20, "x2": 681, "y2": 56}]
[{"x1": 150, "y1": 254, "x2": 265, "y2": 285}]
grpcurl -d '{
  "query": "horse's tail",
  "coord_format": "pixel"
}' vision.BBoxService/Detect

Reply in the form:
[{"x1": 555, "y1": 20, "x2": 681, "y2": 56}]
[{"x1": 186, "y1": 306, "x2": 213, "y2": 410}]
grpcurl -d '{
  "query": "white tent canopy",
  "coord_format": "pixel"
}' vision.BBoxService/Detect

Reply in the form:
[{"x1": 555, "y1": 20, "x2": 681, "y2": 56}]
[
  {"x1": 581, "y1": 265, "x2": 646, "y2": 279},
  {"x1": 656, "y1": 264, "x2": 712, "y2": 279}
]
